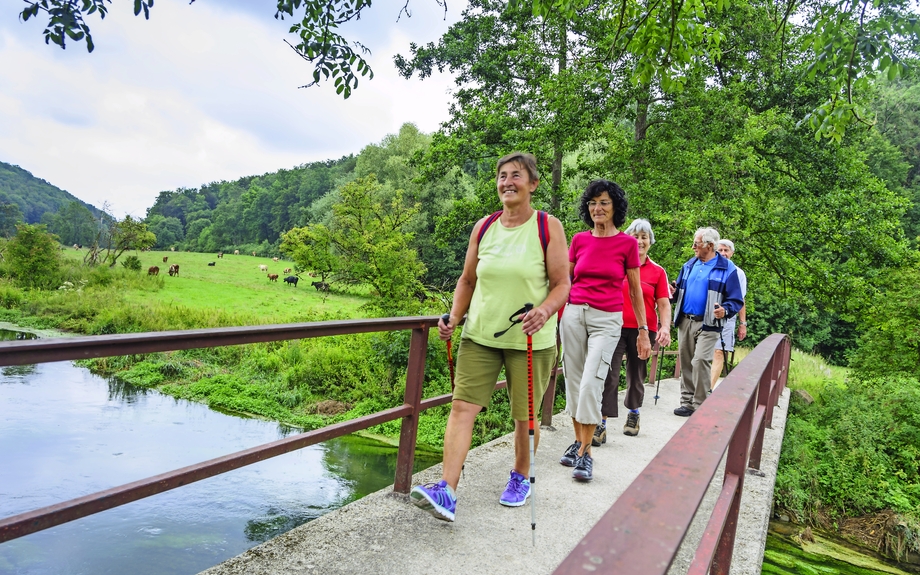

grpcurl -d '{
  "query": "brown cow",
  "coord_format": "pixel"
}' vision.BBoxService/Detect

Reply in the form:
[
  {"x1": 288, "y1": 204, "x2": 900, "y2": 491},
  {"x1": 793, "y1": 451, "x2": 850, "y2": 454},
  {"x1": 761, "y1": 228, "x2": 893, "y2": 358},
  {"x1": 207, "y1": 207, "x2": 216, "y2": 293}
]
[
  {"x1": 163, "y1": 256, "x2": 168, "y2": 263},
  {"x1": 148, "y1": 266, "x2": 159, "y2": 276},
  {"x1": 168, "y1": 264, "x2": 179, "y2": 276},
  {"x1": 268, "y1": 274, "x2": 279, "y2": 282},
  {"x1": 283, "y1": 268, "x2": 292, "y2": 273}
]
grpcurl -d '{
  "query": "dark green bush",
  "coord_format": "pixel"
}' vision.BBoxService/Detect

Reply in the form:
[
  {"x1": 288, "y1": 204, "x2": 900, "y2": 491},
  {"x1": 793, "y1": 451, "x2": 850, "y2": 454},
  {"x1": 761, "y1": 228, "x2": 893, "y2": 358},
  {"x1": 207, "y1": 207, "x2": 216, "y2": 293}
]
[
  {"x1": 775, "y1": 375, "x2": 920, "y2": 533},
  {"x1": 121, "y1": 255, "x2": 142, "y2": 271}
]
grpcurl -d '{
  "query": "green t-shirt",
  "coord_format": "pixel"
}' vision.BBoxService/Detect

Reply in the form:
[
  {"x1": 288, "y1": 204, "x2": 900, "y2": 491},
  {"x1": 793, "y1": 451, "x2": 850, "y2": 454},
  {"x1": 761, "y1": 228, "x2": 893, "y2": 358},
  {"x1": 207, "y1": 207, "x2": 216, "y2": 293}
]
[{"x1": 463, "y1": 211, "x2": 557, "y2": 351}]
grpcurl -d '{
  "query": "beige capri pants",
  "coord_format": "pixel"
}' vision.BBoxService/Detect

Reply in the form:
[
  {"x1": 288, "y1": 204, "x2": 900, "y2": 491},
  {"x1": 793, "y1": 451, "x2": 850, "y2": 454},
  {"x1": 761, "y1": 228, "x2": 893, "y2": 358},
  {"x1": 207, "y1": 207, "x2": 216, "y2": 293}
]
[{"x1": 560, "y1": 303, "x2": 623, "y2": 424}]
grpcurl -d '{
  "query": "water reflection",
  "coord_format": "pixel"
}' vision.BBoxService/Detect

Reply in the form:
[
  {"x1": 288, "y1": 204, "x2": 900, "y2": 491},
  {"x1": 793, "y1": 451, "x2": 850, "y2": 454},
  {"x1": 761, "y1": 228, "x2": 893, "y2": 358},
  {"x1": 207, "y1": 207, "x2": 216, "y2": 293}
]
[
  {"x1": 0, "y1": 329, "x2": 37, "y2": 378},
  {"x1": 0, "y1": 359, "x2": 442, "y2": 575}
]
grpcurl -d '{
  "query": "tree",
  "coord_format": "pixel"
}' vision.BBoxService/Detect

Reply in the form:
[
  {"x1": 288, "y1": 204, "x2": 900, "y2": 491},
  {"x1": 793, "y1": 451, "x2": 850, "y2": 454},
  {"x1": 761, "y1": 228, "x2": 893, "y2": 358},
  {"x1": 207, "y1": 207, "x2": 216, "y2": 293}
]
[
  {"x1": 18, "y1": 0, "x2": 920, "y2": 139},
  {"x1": 5, "y1": 224, "x2": 62, "y2": 289},
  {"x1": 281, "y1": 175, "x2": 426, "y2": 314},
  {"x1": 144, "y1": 214, "x2": 184, "y2": 249},
  {"x1": 85, "y1": 214, "x2": 156, "y2": 267},
  {"x1": 41, "y1": 201, "x2": 98, "y2": 247},
  {"x1": 0, "y1": 203, "x2": 23, "y2": 238}
]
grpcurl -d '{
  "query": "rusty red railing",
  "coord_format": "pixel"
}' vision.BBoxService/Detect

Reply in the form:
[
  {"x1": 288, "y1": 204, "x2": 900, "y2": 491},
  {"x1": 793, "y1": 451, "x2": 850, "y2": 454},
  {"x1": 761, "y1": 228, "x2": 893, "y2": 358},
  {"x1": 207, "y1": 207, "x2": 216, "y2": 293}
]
[
  {"x1": 553, "y1": 332, "x2": 790, "y2": 575},
  {"x1": 0, "y1": 316, "x2": 559, "y2": 544}
]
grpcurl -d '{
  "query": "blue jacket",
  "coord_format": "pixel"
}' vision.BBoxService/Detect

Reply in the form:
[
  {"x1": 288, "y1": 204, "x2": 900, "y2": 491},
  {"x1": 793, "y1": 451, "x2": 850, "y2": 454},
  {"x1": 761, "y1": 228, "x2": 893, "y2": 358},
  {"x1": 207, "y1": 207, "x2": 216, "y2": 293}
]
[{"x1": 671, "y1": 253, "x2": 745, "y2": 332}]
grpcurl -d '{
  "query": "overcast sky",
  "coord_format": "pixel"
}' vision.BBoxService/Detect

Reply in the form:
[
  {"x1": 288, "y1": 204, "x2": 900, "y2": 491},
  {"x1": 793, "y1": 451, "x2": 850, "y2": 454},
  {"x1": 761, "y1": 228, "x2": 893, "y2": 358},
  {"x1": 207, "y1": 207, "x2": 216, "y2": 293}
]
[{"x1": 0, "y1": 0, "x2": 462, "y2": 219}]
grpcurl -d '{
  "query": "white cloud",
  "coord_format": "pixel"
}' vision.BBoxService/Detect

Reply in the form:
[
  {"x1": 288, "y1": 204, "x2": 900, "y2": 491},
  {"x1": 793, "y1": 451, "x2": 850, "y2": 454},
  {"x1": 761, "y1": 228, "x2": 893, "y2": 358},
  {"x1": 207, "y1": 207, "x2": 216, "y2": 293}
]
[{"x1": 0, "y1": 0, "x2": 461, "y2": 219}]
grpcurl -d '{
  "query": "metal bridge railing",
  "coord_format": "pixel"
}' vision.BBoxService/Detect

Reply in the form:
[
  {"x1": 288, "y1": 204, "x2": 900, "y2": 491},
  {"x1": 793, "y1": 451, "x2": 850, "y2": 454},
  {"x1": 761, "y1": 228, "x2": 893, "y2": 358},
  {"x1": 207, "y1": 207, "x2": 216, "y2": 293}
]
[
  {"x1": 552, "y1": 333, "x2": 790, "y2": 575},
  {"x1": 0, "y1": 316, "x2": 558, "y2": 544}
]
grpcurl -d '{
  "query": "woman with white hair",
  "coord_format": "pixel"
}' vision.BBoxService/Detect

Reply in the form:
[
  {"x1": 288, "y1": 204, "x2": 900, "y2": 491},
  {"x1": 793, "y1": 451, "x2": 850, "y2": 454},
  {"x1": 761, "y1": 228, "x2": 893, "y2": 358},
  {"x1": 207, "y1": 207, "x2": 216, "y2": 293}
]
[{"x1": 594, "y1": 219, "x2": 672, "y2": 444}]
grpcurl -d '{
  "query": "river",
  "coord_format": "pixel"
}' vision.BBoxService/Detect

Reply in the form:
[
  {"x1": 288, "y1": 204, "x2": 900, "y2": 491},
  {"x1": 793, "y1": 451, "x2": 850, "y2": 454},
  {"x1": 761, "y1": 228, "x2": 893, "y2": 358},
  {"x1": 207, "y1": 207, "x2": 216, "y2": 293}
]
[{"x1": 0, "y1": 330, "x2": 441, "y2": 575}]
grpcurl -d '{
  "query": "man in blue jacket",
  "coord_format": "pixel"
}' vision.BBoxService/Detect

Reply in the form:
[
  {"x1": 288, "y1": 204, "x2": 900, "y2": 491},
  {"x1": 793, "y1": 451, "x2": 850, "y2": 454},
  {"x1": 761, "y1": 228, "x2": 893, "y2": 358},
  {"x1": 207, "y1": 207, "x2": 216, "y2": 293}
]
[{"x1": 670, "y1": 227, "x2": 745, "y2": 416}]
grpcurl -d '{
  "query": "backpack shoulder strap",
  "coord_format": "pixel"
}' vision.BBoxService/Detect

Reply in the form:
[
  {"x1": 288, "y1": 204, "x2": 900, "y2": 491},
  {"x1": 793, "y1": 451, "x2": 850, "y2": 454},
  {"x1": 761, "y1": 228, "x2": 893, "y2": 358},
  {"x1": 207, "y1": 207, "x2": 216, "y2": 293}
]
[
  {"x1": 537, "y1": 210, "x2": 549, "y2": 255},
  {"x1": 477, "y1": 209, "x2": 549, "y2": 256},
  {"x1": 477, "y1": 211, "x2": 503, "y2": 244}
]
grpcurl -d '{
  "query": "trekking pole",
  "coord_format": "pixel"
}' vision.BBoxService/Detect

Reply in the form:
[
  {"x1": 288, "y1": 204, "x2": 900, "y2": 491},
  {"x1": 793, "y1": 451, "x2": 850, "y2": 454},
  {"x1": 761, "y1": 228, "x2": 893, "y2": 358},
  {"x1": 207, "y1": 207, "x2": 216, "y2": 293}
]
[
  {"x1": 523, "y1": 302, "x2": 536, "y2": 546},
  {"x1": 440, "y1": 313, "x2": 455, "y2": 392},
  {"x1": 653, "y1": 341, "x2": 664, "y2": 405}
]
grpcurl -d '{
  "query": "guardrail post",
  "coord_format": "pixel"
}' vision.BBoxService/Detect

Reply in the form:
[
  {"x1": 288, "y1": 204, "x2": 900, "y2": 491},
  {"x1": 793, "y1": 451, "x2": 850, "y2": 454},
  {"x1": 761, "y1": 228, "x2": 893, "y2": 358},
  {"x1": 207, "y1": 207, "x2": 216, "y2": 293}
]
[
  {"x1": 394, "y1": 327, "x2": 428, "y2": 493},
  {"x1": 711, "y1": 389, "x2": 756, "y2": 574}
]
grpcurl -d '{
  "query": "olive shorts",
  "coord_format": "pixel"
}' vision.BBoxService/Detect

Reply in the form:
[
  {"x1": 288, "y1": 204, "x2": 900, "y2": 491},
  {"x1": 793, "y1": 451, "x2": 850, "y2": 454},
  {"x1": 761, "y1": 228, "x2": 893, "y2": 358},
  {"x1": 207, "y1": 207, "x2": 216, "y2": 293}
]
[{"x1": 452, "y1": 338, "x2": 556, "y2": 421}]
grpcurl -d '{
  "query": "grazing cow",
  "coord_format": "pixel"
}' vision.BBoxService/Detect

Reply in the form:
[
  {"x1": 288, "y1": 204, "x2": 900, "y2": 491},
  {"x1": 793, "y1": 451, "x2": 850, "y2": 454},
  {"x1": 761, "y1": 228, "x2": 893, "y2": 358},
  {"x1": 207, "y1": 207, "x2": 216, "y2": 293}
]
[
  {"x1": 148, "y1": 266, "x2": 159, "y2": 276},
  {"x1": 268, "y1": 273, "x2": 279, "y2": 282},
  {"x1": 234, "y1": 250, "x2": 240, "y2": 255},
  {"x1": 283, "y1": 268, "x2": 292, "y2": 273},
  {"x1": 252, "y1": 251, "x2": 257, "y2": 257},
  {"x1": 163, "y1": 256, "x2": 168, "y2": 263},
  {"x1": 168, "y1": 264, "x2": 179, "y2": 276},
  {"x1": 311, "y1": 281, "x2": 330, "y2": 292},
  {"x1": 308, "y1": 272, "x2": 316, "y2": 277},
  {"x1": 208, "y1": 262, "x2": 216, "y2": 266},
  {"x1": 73, "y1": 244, "x2": 79, "y2": 249},
  {"x1": 259, "y1": 264, "x2": 268, "y2": 272},
  {"x1": 284, "y1": 276, "x2": 299, "y2": 287},
  {"x1": 272, "y1": 257, "x2": 279, "y2": 262},
  {"x1": 217, "y1": 252, "x2": 223, "y2": 259}
]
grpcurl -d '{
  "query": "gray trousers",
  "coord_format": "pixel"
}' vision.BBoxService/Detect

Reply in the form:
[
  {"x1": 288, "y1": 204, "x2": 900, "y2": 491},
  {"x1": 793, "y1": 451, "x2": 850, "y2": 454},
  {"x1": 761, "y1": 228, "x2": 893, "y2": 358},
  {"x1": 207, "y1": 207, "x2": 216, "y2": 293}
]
[{"x1": 677, "y1": 318, "x2": 720, "y2": 410}]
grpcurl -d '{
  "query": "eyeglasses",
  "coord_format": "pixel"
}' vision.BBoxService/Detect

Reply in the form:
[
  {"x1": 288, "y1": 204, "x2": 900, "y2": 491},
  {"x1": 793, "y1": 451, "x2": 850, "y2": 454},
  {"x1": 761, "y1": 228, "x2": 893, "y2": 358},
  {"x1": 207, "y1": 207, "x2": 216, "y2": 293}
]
[
  {"x1": 692, "y1": 241, "x2": 709, "y2": 247},
  {"x1": 587, "y1": 200, "x2": 612, "y2": 208}
]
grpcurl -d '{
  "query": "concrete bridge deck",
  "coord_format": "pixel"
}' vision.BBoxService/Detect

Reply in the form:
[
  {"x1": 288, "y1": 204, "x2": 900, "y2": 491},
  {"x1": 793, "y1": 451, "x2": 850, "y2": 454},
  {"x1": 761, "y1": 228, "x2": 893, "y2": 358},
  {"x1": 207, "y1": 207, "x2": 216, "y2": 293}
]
[{"x1": 201, "y1": 377, "x2": 789, "y2": 575}]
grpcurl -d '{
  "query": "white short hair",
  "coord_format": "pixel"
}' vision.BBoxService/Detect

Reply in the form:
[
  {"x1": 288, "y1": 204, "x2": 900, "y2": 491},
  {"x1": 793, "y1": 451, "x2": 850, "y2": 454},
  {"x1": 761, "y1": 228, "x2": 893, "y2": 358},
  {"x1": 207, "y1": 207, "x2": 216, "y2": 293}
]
[
  {"x1": 624, "y1": 218, "x2": 655, "y2": 245},
  {"x1": 695, "y1": 227, "x2": 720, "y2": 247},
  {"x1": 717, "y1": 239, "x2": 735, "y2": 253}
]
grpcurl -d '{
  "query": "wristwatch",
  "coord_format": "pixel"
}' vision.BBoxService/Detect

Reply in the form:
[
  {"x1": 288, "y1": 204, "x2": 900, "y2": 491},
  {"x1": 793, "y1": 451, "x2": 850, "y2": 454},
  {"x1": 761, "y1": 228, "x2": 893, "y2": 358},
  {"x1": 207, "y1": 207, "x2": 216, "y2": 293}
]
[
  {"x1": 739, "y1": 321, "x2": 747, "y2": 326},
  {"x1": 638, "y1": 325, "x2": 649, "y2": 331}
]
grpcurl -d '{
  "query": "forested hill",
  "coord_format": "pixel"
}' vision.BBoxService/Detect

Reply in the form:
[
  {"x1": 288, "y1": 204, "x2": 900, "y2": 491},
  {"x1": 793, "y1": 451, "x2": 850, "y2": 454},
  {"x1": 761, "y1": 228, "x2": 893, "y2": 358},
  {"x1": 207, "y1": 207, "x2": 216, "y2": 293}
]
[
  {"x1": 143, "y1": 154, "x2": 358, "y2": 254},
  {"x1": 0, "y1": 161, "x2": 101, "y2": 223}
]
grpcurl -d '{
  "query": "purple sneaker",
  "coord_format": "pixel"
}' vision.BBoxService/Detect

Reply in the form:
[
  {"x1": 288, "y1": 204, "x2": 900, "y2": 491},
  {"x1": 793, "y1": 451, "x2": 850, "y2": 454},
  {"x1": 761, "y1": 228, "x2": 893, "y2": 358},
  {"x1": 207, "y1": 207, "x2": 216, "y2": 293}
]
[
  {"x1": 499, "y1": 470, "x2": 531, "y2": 507},
  {"x1": 410, "y1": 480, "x2": 456, "y2": 522}
]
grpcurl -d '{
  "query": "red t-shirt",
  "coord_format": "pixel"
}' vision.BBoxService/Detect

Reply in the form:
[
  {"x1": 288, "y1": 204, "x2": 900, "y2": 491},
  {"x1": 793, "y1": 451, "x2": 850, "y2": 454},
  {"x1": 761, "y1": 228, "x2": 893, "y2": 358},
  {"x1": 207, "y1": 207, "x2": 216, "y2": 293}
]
[
  {"x1": 621, "y1": 255, "x2": 670, "y2": 329},
  {"x1": 568, "y1": 231, "x2": 640, "y2": 312}
]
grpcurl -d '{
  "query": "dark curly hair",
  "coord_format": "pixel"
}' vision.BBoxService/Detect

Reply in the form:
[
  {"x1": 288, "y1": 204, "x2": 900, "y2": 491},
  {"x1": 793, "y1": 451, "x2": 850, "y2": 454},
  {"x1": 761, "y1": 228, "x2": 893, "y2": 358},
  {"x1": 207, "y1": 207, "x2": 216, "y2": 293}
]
[{"x1": 578, "y1": 179, "x2": 628, "y2": 228}]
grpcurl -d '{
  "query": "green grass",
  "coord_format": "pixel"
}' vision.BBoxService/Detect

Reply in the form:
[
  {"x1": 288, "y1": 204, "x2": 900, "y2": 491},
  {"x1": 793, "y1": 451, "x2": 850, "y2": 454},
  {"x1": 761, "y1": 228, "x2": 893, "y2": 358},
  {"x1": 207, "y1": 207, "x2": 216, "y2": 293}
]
[{"x1": 61, "y1": 249, "x2": 370, "y2": 320}]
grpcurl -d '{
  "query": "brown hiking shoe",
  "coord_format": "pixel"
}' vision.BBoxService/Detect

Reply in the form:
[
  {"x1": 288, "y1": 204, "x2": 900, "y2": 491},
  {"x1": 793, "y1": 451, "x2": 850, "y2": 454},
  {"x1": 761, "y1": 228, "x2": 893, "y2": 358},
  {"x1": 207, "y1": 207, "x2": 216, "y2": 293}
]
[
  {"x1": 623, "y1": 412, "x2": 640, "y2": 436},
  {"x1": 591, "y1": 424, "x2": 607, "y2": 447}
]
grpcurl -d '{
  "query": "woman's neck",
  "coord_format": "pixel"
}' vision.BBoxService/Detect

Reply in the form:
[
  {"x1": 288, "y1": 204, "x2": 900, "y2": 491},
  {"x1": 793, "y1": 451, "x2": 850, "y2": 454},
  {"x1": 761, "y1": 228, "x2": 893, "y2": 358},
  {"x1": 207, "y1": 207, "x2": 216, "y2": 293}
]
[
  {"x1": 501, "y1": 204, "x2": 534, "y2": 228},
  {"x1": 592, "y1": 222, "x2": 619, "y2": 237},
  {"x1": 639, "y1": 254, "x2": 648, "y2": 265}
]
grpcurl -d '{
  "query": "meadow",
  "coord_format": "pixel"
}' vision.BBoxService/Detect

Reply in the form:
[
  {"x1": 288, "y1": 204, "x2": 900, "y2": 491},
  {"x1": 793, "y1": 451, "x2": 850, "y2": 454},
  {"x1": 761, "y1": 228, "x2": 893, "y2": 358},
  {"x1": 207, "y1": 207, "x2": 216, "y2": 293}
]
[{"x1": 60, "y1": 248, "x2": 371, "y2": 320}]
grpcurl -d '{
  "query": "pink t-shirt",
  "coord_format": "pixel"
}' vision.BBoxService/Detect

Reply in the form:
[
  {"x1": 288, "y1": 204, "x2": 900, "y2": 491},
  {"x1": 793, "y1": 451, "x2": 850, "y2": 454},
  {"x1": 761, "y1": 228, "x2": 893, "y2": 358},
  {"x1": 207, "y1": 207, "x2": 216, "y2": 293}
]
[
  {"x1": 621, "y1": 256, "x2": 670, "y2": 329},
  {"x1": 568, "y1": 231, "x2": 640, "y2": 312}
]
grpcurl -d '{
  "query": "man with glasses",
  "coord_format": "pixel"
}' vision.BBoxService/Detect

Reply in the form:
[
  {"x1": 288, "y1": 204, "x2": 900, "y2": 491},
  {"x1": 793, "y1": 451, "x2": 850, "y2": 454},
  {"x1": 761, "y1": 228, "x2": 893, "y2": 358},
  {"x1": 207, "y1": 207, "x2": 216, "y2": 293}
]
[{"x1": 669, "y1": 228, "x2": 745, "y2": 416}]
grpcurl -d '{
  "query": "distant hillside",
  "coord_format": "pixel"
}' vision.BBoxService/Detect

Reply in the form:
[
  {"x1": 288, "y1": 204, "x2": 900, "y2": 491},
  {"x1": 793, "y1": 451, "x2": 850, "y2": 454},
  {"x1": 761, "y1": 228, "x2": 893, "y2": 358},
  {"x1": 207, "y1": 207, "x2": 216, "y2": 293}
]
[{"x1": 0, "y1": 161, "x2": 101, "y2": 223}]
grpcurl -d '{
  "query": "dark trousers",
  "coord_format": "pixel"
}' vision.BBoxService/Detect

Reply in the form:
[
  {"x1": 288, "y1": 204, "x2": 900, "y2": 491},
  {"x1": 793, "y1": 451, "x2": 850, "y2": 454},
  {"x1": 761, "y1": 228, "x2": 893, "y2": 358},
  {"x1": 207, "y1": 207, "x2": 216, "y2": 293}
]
[{"x1": 601, "y1": 327, "x2": 656, "y2": 418}]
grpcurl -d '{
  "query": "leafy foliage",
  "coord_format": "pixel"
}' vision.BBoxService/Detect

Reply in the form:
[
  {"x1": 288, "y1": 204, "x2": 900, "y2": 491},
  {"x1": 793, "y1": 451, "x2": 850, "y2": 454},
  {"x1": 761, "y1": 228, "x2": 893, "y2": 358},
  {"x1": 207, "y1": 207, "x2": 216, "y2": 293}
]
[
  {"x1": 3, "y1": 224, "x2": 63, "y2": 289},
  {"x1": 775, "y1": 374, "x2": 920, "y2": 554}
]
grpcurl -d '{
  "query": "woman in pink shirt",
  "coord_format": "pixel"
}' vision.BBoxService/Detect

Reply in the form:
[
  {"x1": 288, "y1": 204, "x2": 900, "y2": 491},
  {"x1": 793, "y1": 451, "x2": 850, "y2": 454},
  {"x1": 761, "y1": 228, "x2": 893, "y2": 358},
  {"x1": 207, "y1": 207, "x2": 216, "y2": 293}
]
[
  {"x1": 595, "y1": 219, "x2": 672, "y2": 444},
  {"x1": 559, "y1": 180, "x2": 651, "y2": 482}
]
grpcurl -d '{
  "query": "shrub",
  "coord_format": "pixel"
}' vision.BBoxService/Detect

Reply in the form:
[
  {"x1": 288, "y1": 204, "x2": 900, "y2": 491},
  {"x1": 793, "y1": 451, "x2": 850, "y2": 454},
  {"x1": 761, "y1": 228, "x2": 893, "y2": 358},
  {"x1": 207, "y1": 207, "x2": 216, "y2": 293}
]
[{"x1": 121, "y1": 255, "x2": 142, "y2": 271}]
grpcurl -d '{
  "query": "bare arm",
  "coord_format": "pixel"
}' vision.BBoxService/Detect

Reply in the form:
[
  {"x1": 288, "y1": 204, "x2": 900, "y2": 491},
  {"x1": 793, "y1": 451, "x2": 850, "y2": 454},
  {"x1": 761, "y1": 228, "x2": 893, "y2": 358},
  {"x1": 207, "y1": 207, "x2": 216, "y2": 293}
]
[
  {"x1": 655, "y1": 297, "x2": 672, "y2": 347},
  {"x1": 626, "y1": 267, "x2": 651, "y2": 359},
  {"x1": 738, "y1": 304, "x2": 747, "y2": 341},
  {"x1": 522, "y1": 216, "x2": 571, "y2": 336},
  {"x1": 439, "y1": 219, "x2": 484, "y2": 340}
]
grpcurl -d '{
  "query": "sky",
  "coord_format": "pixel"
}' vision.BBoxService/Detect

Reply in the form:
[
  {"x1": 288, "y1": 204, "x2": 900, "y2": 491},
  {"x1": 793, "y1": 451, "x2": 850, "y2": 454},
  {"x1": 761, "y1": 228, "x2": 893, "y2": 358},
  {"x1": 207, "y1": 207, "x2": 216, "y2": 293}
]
[{"x1": 0, "y1": 0, "x2": 463, "y2": 219}]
